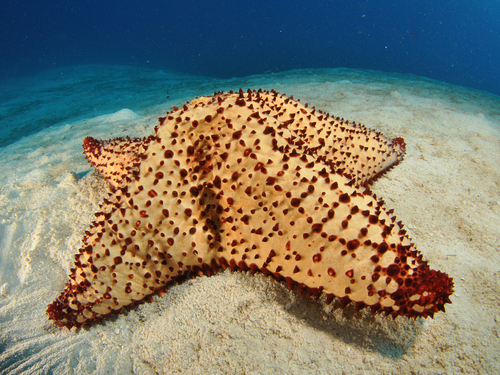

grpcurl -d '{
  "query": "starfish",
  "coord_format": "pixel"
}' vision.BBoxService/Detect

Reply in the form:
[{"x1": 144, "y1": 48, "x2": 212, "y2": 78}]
[{"x1": 47, "y1": 89, "x2": 453, "y2": 329}]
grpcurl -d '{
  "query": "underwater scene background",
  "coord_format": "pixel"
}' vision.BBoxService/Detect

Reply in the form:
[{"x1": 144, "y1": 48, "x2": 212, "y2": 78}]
[{"x1": 0, "y1": 1, "x2": 499, "y2": 374}]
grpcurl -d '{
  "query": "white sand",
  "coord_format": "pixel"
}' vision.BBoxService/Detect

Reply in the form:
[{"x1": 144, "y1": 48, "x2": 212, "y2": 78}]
[{"x1": 0, "y1": 66, "x2": 499, "y2": 374}]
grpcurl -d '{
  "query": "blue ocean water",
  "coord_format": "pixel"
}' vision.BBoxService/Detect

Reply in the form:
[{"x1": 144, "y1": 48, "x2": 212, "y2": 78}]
[
  {"x1": 1, "y1": 0, "x2": 499, "y2": 90},
  {"x1": 0, "y1": 0, "x2": 499, "y2": 147}
]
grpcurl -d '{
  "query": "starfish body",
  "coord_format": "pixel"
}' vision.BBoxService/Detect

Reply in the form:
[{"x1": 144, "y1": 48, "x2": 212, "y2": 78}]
[{"x1": 47, "y1": 89, "x2": 453, "y2": 329}]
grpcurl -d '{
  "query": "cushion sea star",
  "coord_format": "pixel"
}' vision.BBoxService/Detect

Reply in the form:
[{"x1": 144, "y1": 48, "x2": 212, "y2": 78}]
[{"x1": 47, "y1": 89, "x2": 453, "y2": 329}]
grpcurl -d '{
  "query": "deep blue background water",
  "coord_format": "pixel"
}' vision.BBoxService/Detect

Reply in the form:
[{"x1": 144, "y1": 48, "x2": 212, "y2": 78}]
[{"x1": 1, "y1": 0, "x2": 499, "y2": 96}]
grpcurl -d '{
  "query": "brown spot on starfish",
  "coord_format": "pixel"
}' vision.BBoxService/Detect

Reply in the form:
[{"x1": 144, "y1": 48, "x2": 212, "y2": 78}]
[{"x1": 47, "y1": 89, "x2": 453, "y2": 329}]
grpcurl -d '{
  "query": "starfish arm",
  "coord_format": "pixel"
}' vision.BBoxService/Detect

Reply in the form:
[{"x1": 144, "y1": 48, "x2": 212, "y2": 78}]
[
  {"x1": 256, "y1": 91, "x2": 406, "y2": 186},
  {"x1": 83, "y1": 136, "x2": 144, "y2": 188}
]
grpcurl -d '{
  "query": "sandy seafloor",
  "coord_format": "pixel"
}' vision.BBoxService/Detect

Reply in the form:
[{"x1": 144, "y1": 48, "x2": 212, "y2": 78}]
[{"x1": 0, "y1": 66, "x2": 499, "y2": 374}]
